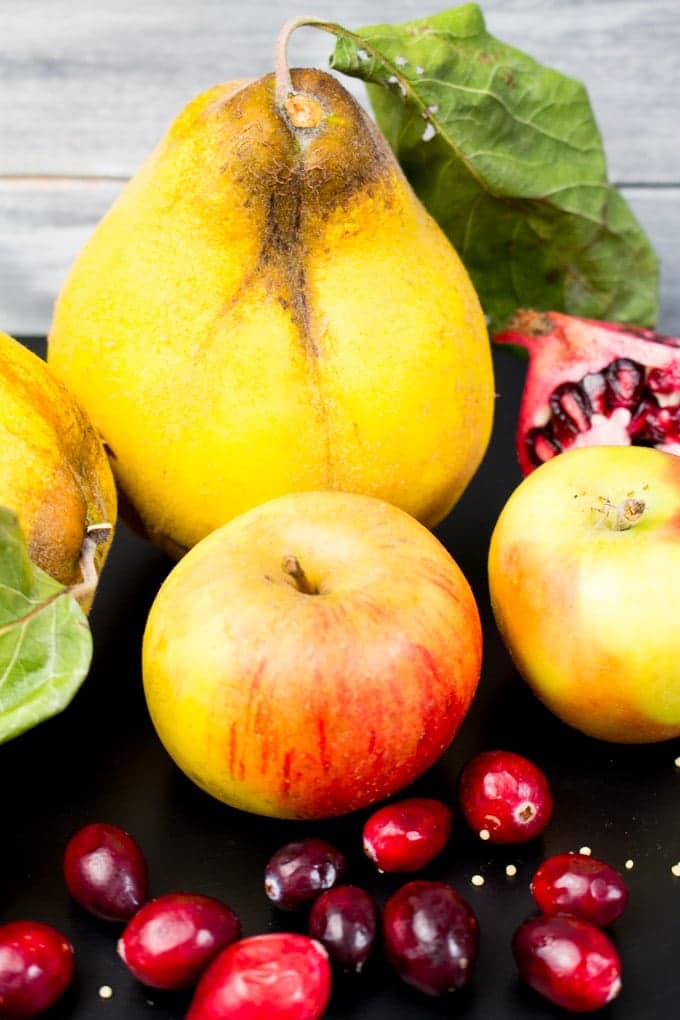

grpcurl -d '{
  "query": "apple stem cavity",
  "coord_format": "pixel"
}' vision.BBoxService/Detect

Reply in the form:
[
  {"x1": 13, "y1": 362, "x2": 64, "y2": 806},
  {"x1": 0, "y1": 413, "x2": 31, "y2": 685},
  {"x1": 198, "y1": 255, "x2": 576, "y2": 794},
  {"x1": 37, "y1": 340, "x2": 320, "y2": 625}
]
[
  {"x1": 592, "y1": 497, "x2": 646, "y2": 531},
  {"x1": 282, "y1": 554, "x2": 318, "y2": 595}
]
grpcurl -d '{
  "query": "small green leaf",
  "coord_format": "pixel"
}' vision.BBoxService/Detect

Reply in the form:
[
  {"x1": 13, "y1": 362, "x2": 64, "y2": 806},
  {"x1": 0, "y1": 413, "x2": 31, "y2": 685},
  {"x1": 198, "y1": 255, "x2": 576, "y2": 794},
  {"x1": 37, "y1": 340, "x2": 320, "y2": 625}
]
[
  {"x1": 0, "y1": 507, "x2": 92, "y2": 744},
  {"x1": 330, "y1": 3, "x2": 659, "y2": 332}
]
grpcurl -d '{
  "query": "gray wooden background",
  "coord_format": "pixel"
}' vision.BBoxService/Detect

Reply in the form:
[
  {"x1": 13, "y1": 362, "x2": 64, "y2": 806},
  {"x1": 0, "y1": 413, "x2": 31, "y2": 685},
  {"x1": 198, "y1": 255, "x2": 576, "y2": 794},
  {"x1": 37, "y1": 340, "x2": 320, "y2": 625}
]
[{"x1": 1, "y1": 0, "x2": 678, "y2": 337}]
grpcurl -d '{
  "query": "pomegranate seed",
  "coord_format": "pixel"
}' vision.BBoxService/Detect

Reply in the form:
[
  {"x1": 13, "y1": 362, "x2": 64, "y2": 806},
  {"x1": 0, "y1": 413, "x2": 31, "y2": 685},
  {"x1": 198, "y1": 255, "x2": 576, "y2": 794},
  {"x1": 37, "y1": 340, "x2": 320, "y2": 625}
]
[
  {"x1": 185, "y1": 932, "x2": 331, "y2": 1020},
  {"x1": 117, "y1": 892, "x2": 241, "y2": 990},
  {"x1": 362, "y1": 797, "x2": 452, "y2": 873},
  {"x1": 604, "y1": 357, "x2": 645, "y2": 410},
  {"x1": 0, "y1": 920, "x2": 74, "y2": 1018},
  {"x1": 459, "y1": 750, "x2": 553, "y2": 844},
  {"x1": 648, "y1": 361, "x2": 680, "y2": 395},
  {"x1": 513, "y1": 913, "x2": 622, "y2": 1012},
  {"x1": 382, "y1": 880, "x2": 478, "y2": 996},
  {"x1": 63, "y1": 822, "x2": 148, "y2": 922},
  {"x1": 550, "y1": 382, "x2": 592, "y2": 435},
  {"x1": 581, "y1": 372, "x2": 608, "y2": 414},
  {"x1": 526, "y1": 426, "x2": 561, "y2": 467},
  {"x1": 264, "y1": 838, "x2": 346, "y2": 911},
  {"x1": 531, "y1": 852, "x2": 629, "y2": 926},
  {"x1": 308, "y1": 885, "x2": 377, "y2": 972}
]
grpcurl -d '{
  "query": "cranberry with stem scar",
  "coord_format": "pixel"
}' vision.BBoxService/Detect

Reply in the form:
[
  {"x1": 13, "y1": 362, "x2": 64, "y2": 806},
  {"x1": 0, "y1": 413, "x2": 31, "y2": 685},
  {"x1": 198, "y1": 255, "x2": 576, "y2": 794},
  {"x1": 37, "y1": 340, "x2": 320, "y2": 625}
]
[
  {"x1": 513, "y1": 913, "x2": 622, "y2": 1012},
  {"x1": 63, "y1": 822, "x2": 148, "y2": 921},
  {"x1": 308, "y1": 885, "x2": 377, "y2": 972},
  {"x1": 118, "y1": 892, "x2": 241, "y2": 990},
  {"x1": 0, "y1": 920, "x2": 74, "y2": 1018},
  {"x1": 363, "y1": 797, "x2": 452, "y2": 873},
  {"x1": 185, "y1": 933, "x2": 331, "y2": 1020},
  {"x1": 531, "y1": 852, "x2": 629, "y2": 927},
  {"x1": 459, "y1": 749, "x2": 553, "y2": 844},
  {"x1": 264, "y1": 838, "x2": 346, "y2": 911}
]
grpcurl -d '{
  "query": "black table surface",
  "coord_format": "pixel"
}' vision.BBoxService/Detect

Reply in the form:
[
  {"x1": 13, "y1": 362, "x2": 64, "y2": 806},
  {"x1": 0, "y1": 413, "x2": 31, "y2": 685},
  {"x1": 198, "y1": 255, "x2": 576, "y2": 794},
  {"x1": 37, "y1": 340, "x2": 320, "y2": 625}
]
[{"x1": 2, "y1": 344, "x2": 679, "y2": 1020}]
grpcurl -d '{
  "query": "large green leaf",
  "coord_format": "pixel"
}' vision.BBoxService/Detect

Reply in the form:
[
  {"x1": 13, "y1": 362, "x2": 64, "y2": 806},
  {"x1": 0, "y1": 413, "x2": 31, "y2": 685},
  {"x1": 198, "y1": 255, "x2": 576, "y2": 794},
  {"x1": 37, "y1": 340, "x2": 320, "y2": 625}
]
[
  {"x1": 0, "y1": 507, "x2": 92, "y2": 744},
  {"x1": 330, "y1": 3, "x2": 659, "y2": 332}
]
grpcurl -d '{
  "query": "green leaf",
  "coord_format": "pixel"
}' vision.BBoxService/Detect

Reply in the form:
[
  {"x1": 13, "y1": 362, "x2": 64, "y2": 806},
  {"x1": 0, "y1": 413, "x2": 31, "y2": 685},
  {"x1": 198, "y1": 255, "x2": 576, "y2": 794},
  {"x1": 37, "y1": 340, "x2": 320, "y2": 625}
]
[
  {"x1": 0, "y1": 506, "x2": 92, "y2": 744},
  {"x1": 330, "y1": 3, "x2": 659, "y2": 332}
]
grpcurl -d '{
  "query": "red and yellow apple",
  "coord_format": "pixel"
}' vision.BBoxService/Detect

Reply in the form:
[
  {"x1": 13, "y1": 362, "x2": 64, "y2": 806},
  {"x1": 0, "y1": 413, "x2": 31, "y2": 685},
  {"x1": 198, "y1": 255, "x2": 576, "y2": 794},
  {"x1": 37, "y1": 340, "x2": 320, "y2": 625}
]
[
  {"x1": 488, "y1": 445, "x2": 680, "y2": 742},
  {"x1": 142, "y1": 491, "x2": 482, "y2": 819}
]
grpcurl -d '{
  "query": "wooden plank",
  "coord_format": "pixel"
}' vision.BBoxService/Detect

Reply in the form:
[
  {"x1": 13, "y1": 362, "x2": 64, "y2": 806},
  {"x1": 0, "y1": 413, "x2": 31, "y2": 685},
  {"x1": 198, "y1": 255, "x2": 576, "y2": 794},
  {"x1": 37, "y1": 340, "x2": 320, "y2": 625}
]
[
  {"x1": 2, "y1": 0, "x2": 678, "y2": 183},
  {"x1": 1, "y1": 179, "x2": 677, "y2": 337}
]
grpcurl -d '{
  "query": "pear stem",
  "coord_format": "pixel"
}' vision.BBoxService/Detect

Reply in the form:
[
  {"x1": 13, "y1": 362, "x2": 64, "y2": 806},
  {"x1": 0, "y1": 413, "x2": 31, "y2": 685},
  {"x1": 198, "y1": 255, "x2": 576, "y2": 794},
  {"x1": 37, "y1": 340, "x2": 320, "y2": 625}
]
[
  {"x1": 281, "y1": 554, "x2": 317, "y2": 595},
  {"x1": 68, "y1": 522, "x2": 113, "y2": 603}
]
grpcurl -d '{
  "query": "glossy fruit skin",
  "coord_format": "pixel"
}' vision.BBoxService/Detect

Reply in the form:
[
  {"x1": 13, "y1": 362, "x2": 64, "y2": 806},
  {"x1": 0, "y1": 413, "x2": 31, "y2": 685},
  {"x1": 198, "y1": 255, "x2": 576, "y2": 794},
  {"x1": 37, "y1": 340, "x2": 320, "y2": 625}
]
[
  {"x1": 488, "y1": 444, "x2": 680, "y2": 742},
  {"x1": 531, "y1": 853, "x2": 629, "y2": 926},
  {"x1": 63, "y1": 822, "x2": 148, "y2": 921},
  {"x1": 185, "y1": 932, "x2": 331, "y2": 1020},
  {"x1": 48, "y1": 68, "x2": 494, "y2": 560},
  {"x1": 308, "y1": 885, "x2": 377, "y2": 972},
  {"x1": 513, "y1": 913, "x2": 622, "y2": 1012},
  {"x1": 363, "y1": 797, "x2": 452, "y2": 872},
  {"x1": 117, "y1": 892, "x2": 241, "y2": 990},
  {"x1": 0, "y1": 920, "x2": 74, "y2": 1018},
  {"x1": 142, "y1": 491, "x2": 482, "y2": 819},
  {"x1": 494, "y1": 310, "x2": 680, "y2": 475},
  {"x1": 265, "y1": 838, "x2": 346, "y2": 911},
  {"x1": 382, "y1": 880, "x2": 478, "y2": 996},
  {"x1": 459, "y1": 750, "x2": 552, "y2": 844}
]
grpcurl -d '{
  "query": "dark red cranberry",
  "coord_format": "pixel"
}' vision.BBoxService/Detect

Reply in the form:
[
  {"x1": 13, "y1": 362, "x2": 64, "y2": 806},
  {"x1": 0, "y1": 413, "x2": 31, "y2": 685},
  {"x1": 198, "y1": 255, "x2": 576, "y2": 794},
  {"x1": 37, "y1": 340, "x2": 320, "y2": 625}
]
[
  {"x1": 185, "y1": 933, "x2": 331, "y2": 1020},
  {"x1": 362, "y1": 797, "x2": 451, "y2": 873},
  {"x1": 264, "y1": 838, "x2": 346, "y2": 911},
  {"x1": 382, "y1": 880, "x2": 478, "y2": 996},
  {"x1": 0, "y1": 920, "x2": 74, "y2": 1018},
  {"x1": 117, "y1": 892, "x2": 241, "y2": 990},
  {"x1": 63, "y1": 822, "x2": 148, "y2": 921},
  {"x1": 531, "y1": 852, "x2": 629, "y2": 927},
  {"x1": 513, "y1": 913, "x2": 622, "y2": 1012},
  {"x1": 308, "y1": 885, "x2": 377, "y2": 973},
  {"x1": 459, "y1": 750, "x2": 553, "y2": 844}
]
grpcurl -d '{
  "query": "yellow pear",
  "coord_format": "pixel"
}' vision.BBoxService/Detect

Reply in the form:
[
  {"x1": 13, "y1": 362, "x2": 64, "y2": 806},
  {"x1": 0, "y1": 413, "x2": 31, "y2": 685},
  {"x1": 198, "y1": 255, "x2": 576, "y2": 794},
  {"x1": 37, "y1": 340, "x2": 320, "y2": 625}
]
[
  {"x1": 48, "y1": 67, "x2": 494, "y2": 558},
  {"x1": 0, "y1": 330, "x2": 116, "y2": 607}
]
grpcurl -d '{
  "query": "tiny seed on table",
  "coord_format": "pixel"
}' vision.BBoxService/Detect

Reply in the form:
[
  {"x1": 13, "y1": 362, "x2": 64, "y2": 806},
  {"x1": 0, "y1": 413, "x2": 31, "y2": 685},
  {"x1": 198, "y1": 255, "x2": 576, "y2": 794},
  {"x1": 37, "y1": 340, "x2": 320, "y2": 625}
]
[
  {"x1": 579, "y1": 846, "x2": 592, "y2": 856},
  {"x1": 674, "y1": 756, "x2": 680, "y2": 768},
  {"x1": 505, "y1": 864, "x2": 518, "y2": 878},
  {"x1": 671, "y1": 863, "x2": 680, "y2": 877},
  {"x1": 471, "y1": 874, "x2": 485, "y2": 887},
  {"x1": 98, "y1": 985, "x2": 113, "y2": 999},
  {"x1": 624, "y1": 859, "x2": 635, "y2": 870}
]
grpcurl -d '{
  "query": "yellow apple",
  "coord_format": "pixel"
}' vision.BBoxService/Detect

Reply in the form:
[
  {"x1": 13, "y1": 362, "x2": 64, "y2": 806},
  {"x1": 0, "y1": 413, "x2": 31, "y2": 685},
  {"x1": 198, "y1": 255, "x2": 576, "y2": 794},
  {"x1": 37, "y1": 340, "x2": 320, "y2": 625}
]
[
  {"x1": 142, "y1": 491, "x2": 482, "y2": 818},
  {"x1": 489, "y1": 445, "x2": 680, "y2": 742}
]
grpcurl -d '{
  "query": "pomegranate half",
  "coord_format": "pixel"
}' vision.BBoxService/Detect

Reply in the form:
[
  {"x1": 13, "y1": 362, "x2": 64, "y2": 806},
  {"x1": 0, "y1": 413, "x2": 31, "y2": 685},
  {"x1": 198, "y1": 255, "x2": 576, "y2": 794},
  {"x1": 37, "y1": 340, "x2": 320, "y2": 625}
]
[{"x1": 495, "y1": 310, "x2": 680, "y2": 475}]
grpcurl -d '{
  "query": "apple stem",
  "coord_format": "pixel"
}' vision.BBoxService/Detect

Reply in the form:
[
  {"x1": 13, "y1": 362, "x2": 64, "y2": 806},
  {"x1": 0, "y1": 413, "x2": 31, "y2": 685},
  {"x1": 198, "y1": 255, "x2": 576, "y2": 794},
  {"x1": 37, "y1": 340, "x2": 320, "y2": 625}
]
[
  {"x1": 593, "y1": 497, "x2": 645, "y2": 531},
  {"x1": 282, "y1": 554, "x2": 318, "y2": 595}
]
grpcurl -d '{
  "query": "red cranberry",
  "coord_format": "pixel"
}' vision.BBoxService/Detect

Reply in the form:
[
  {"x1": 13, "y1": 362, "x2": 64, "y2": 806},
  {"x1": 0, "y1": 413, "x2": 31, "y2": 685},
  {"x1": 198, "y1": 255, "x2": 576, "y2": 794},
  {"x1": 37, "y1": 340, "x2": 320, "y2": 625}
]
[
  {"x1": 308, "y1": 885, "x2": 377, "y2": 972},
  {"x1": 117, "y1": 892, "x2": 241, "y2": 990},
  {"x1": 531, "y1": 852, "x2": 629, "y2": 927},
  {"x1": 513, "y1": 913, "x2": 622, "y2": 1012},
  {"x1": 459, "y1": 750, "x2": 553, "y2": 843},
  {"x1": 185, "y1": 932, "x2": 331, "y2": 1020},
  {"x1": 362, "y1": 797, "x2": 452, "y2": 873},
  {"x1": 264, "y1": 838, "x2": 346, "y2": 911},
  {"x1": 0, "y1": 920, "x2": 74, "y2": 1018},
  {"x1": 63, "y1": 822, "x2": 148, "y2": 921},
  {"x1": 382, "y1": 880, "x2": 478, "y2": 996}
]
